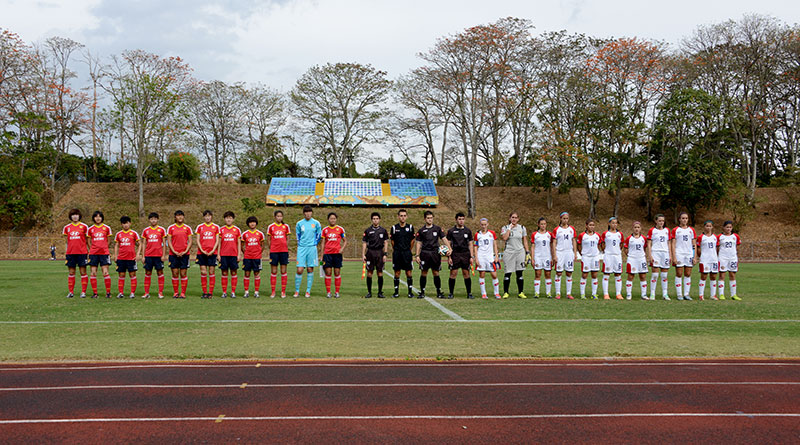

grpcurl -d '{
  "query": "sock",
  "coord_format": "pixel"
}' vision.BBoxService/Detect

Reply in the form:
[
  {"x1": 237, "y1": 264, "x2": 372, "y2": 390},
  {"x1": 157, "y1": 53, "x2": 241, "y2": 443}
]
[
  {"x1": 602, "y1": 275, "x2": 610, "y2": 295},
  {"x1": 710, "y1": 280, "x2": 717, "y2": 297},
  {"x1": 325, "y1": 275, "x2": 332, "y2": 293},
  {"x1": 503, "y1": 273, "x2": 511, "y2": 294},
  {"x1": 420, "y1": 275, "x2": 427, "y2": 292},
  {"x1": 221, "y1": 275, "x2": 228, "y2": 293},
  {"x1": 650, "y1": 273, "x2": 658, "y2": 298},
  {"x1": 464, "y1": 277, "x2": 472, "y2": 295},
  {"x1": 492, "y1": 278, "x2": 500, "y2": 295},
  {"x1": 407, "y1": 276, "x2": 413, "y2": 290},
  {"x1": 68, "y1": 274, "x2": 75, "y2": 293},
  {"x1": 534, "y1": 279, "x2": 541, "y2": 296},
  {"x1": 230, "y1": 275, "x2": 237, "y2": 293},
  {"x1": 118, "y1": 277, "x2": 125, "y2": 294},
  {"x1": 394, "y1": 277, "x2": 400, "y2": 294},
  {"x1": 158, "y1": 275, "x2": 164, "y2": 294},
  {"x1": 683, "y1": 276, "x2": 691, "y2": 297},
  {"x1": 130, "y1": 276, "x2": 137, "y2": 293},
  {"x1": 730, "y1": 280, "x2": 737, "y2": 296},
  {"x1": 591, "y1": 278, "x2": 598, "y2": 297},
  {"x1": 554, "y1": 276, "x2": 561, "y2": 295},
  {"x1": 270, "y1": 273, "x2": 276, "y2": 293},
  {"x1": 80, "y1": 274, "x2": 88, "y2": 293},
  {"x1": 516, "y1": 271, "x2": 524, "y2": 293},
  {"x1": 626, "y1": 280, "x2": 633, "y2": 298},
  {"x1": 201, "y1": 274, "x2": 207, "y2": 294},
  {"x1": 479, "y1": 278, "x2": 487, "y2": 295},
  {"x1": 545, "y1": 279, "x2": 552, "y2": 296},
  {"x1": 209, "y1": 274, "x2": 215, "y2": 294},
  {"x1": 698, "y1": 279, "x2": 706, "y2": 297},
  {"x1": 335, "y1": 275, "x2": 341, "y2": 293},
  {"x1": 449, "y1": 277, "x2": 456, "y2": 294},
  {"x1": 90, "y1": 275, "x2": 98, "y2": 294},
  {"x1": 718, "y1": 279, "x2": 725, "y2": 296},
  {"x1": 366, "y1": 276, "x2": 373, "y2": 294},
  {"x1": 181, "y1": 276, "x2": 188, "y2": 294},
  {"x1": 615, "y1": 276, "x2": 622, "y2": 296},
  {"x1": 661, "y1": 272, "x2": 669, "y2": 297},
  {"x1": 255, "y1": 276, "x2": 261, "y2": 291},
  {"x1": 675, "y1": 277, "x2": 682, "y2": 298},
  {"x1": 377, "y1": 275, "x2": 383, "y2": 293},
  {"x1": 172, "y1": 277, "x2": 180, "y2": 294},
  {"x1": 281, "y1": 274, "x2": 287, "y2": 293},
  {"x1": 565, "y1": 277, "x2": 573, "y2": 296},
  {"x1": 295, "y1": 273, "x2": 302, "y2": 293},
  {"x1": 433, "y1": 275, "x2": 441, "y2": 293},
  {"x1": 144, "y1": 274, "x2": 151, "y2": 294},
  {"x1": 244, "y1": 276, "x2": 250, "y2": 291},
  {"x1": 640, "y1": 280, "x2": 647, "y2": 297},
  {"x1": 306, "y1": 272, "x2": 314, "y2": 293},
  {"x1": 580, "y1": 278, "x2": 587, "y2": 297},
  {"x1": 104, "y1": 274, "x2": 111, "y2": 293}
]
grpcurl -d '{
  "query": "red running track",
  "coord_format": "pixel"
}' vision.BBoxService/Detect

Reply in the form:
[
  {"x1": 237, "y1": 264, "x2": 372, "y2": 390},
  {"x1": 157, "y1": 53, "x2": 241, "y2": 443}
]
[{"x1": 0, "y1": 359, "x2": 798, "y2": 443}]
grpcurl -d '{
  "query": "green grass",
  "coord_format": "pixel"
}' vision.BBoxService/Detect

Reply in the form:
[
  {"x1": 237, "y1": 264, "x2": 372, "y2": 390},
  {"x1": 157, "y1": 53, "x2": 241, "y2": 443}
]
[{"x1": 0, "y1": 261, "x2": 798, "y2": 361}]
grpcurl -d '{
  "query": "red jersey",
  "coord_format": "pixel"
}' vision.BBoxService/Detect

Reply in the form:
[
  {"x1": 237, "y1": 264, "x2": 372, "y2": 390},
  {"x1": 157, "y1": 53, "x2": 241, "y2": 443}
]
[
  {"x1": 321, "y1": 225, "x2": 346, "y2": 254},
  {"x1": 242, "y1": 229, "x2": 265, "y2": 259},
  {"x1": 142, "y1": 226, "x2": 167, "y2": 257},
  {"x1": 219, "y1": 225, "x2": 242, "y2": 257},
  {"x1": 88, "y1": 224, "x2": 113, "y2": 255},
  {"x1": 267, "y1": 223, "x2": 291, "y2": 253},
  {"x1": 115, "y1": 230, "x2": 140, "y2": 261},
  {"x1": 167, "y1": 223, "x2": 192, "y2": 254},
  {"x1": 195, "y1": 223, "x2": 221, "y2": 255},
  {"x1": 62, "y1": 222, "x2": 89, "y2": 255}
]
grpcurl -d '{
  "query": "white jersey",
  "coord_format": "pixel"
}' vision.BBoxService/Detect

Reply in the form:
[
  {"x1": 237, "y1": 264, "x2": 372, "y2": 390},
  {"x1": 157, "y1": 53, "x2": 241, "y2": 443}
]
[
  {"x1": 625, "y1": 235, "x2": 647, "y2": 259},
  {"x1": 577, "y1": 232, "x2": 601, "y2": 257},
  {"x1": 532, "y1": 231, "x2": 552, "y2": 258},
  {"x1": 474, "y1": 230, "x2": 497, "y2": 258},
  {"x1": 697, "y1": 234, "x2": 719, "y2": 263},
  {"x1": 553, "y1": 225, "x2": 577, "y2": 253},
  {"x1": 601, "y1": 231, "x2": 623, "y2": 255},
  {"x1": 647, "y1": 227, "x2": 671, "y2": 252},
  {"x1": 717, "y1": 233, "x2": 741, "y2": 260},
  {"x1": 671, "y1": 226, "x2": 697, "y2": 255}
]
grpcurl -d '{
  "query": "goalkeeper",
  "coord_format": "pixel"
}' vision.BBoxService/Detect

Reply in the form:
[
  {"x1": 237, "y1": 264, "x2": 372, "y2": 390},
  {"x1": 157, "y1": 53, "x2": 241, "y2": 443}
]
[{"x1": 500, "y1": 212, "x2": 531, "y2": 299}]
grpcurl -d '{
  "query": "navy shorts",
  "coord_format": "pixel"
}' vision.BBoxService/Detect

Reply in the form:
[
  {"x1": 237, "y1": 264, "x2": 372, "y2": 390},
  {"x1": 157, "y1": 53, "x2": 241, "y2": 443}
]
[
  {"x1": 65, "y1": 254, "x2": 88, "y2": 268},
  {"x1": 243, "y1": 258, "x2": 262, "y2": 272},
  {"x1": 195, "y1": 253, "x2": 217, "y2": 267},
  {"x1": 169, "y1": 255, "x2": 190, "y2": 270},
  {"x1": 88, "y1": 254, "x2": 111, "y2": 267},
  {"x1": 322, "y1": 253, "x2": 343, "y2": 269},
  {"x1": 143, "y1": 256, "x2": 164, "y2": 271},
  {"x1": 116, "y1": 259, "x2": 138, "y2": 273},
  {"x1": 219, "y1": 255, "x2": 239, "y2": 271},
  {"x1": 270, "y1": 252, "x2": 289, "y2": 266}
]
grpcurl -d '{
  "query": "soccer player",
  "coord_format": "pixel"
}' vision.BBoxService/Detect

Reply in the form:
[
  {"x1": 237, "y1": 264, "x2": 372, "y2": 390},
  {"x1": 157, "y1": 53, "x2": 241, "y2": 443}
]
[
  {"x1": 141, "y1": 212, "x2": 167, "y2": 299},
  {"x1": 624, "y1": 221, "x2": 650, "y2": 300},
  {"x1": 167, "y1": 210, "x2": 193, "y2": 299},
  {"x1": 552, "y1": 212, "x2": 578, "y2": 300},
  {"x1": 62, "y1": 209, "x2": 89, "y2": 298},
  {"x1": 697, "y1": 220, "x2": 720, "y2": 301},
  {"x1": 242, "y1": 216, "x2": 266, "y2": 298},
  {"x1": 475, "y1": 218, "x2": 501, "y2": 299},
  {"x1": 446, "y1": 212, "x2": 475, "y2": 299},
  {"x1": 578, "y1": 218, "x2": 602, "y2": 299},
  {"x1": 87, "y1": 211, "x2": 113, "y2": 298},
  {"x1": 531, "y1": 217, "x2": 554, "y2": 298},
  {"x1": 500, "y1": 212, "x2": 530, "y2": 299},
  {"x1": 647, "y1": 214, "x2": 672, "y2": 300},
  {"x1": 195, "y1": 210, "x2": 221, "y2": 299},
  {"x1": 717, "y1": 220, "x2": 742, "y2": 301},
  {"x1": 670, "y1": 212, "x2": 697, "y2": 300},
  {"x1": 390, "y1": 209, "x2": 416, "y2": 298},
  {"x1": 266, "y1": 210, "x2": 290, "y2": 298},
  {"x1": 219, "y1": 211, "x2": 242, "y2": 299},
  {"x1": 321, "y1": 212, "x2": 346, "y2": 298},
  {"x1": 295, "y1": 205, "x2": 322, "y2": 298},
  {"x1": 600, "y1": 217, "x2": 624, "y2": 300},
  {"x1": 414, "y1": 210, "x2": 446, "y2": 299},
  {"x1": 114, "y1": 216, "x2": 141, "y2": 299},
  {"x1": 362, "y1": 212, "x2": 389, "y2": 298}
]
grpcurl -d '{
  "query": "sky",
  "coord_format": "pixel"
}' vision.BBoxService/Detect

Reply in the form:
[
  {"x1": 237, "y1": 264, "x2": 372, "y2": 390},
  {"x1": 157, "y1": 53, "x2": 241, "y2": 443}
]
[{"x1": 2, "y1": 0, "x2": 799, "y2": 91}]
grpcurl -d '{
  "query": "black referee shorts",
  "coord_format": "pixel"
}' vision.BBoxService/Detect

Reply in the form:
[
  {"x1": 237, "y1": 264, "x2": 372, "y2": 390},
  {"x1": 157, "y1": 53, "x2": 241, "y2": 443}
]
[
  {"x1": 392, "y1": 250, "x2": 413, "y2": 271},
  {"x1": 365, "y1": 249, "x2": 385, "y2": 272},
  {"x1": 449, "y1": 250, "x2": 471, "y2": 270},
  {"x1": 419, "y1": 249, "x2": 441, "y2": 271}
]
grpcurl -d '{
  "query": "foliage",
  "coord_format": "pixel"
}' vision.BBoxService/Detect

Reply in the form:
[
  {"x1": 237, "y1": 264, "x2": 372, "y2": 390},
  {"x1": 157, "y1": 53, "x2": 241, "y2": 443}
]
[
  {"x1": 377, "y1": 157, "x2": 425, "y2": 182},
  {"x1": 166, "y1": 151, "x2": 200, "y2": 202},
  {"x1": 241, "y1": 196, "x2": 267, "y2": 214}
]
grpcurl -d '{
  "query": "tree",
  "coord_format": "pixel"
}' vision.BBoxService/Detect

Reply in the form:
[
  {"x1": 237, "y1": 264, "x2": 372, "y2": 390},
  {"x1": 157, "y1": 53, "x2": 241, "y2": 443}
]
[
  {"x1": 166, "y1": 151, "x2": 200, "y2": 202},
  {"x1": 103, "y1": 50, "x2": 192, "y2": 216},
  {"x1": 291, "y1": 62, "x2": 392, "y2": 177},
  {"x1": 377, "y1": 157, "x2": 425, "y2": 182}
]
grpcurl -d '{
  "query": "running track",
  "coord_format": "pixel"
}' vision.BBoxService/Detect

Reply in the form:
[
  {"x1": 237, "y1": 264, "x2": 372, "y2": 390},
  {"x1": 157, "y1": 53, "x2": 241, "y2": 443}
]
[{"x1": 1, "y1": 360, "x2": 798, "y2": 443}]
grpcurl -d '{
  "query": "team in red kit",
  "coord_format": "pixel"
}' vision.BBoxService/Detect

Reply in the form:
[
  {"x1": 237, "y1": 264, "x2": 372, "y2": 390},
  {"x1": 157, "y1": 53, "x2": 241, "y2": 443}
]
[{"x1": 61, "y1": 207, "x2": 744, "y2": 301}]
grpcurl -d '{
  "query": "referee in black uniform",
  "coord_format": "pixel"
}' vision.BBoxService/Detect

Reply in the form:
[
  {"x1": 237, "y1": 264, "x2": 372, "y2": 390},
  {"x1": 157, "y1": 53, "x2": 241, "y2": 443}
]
[
  {"x1": 362, "y1": 212, "x2": 389, "y2": 298},
  {"x1": 414, "y1": 210, "x2": 447, "y2": 299},
  {"x1": 446, "y1": 212, "x2": 475, "y2": 299},
  {"x1": 390, "y1": 209, "x2": 415, "y2": 298}
]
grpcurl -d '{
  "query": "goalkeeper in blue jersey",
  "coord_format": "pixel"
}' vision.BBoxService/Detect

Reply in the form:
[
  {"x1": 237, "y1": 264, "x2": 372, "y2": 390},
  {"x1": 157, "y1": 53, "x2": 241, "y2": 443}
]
[{"x1": 294, "y1": 205, "x2": 322, "y2": 298}]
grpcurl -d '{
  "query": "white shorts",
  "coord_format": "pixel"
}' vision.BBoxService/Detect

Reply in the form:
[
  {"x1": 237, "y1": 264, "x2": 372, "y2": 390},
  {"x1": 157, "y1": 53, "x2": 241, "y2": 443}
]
[
  {"x1": 555, "y1": 251, "x2": 574, "y2": 272},
  {"x1": 581, "y1": 255, "x2": 601, "y2": 272},
  {"x1": 651, "y1": 251, "x2": 670, "y2": 269},
  {"x1": 719, "y1": 258, "x2": 738, "y2": 272},
  {"x1": 476, "y1": 256, "x2": 496, "y2": 272},
  {"x1": 603, "y1": 254, "x2": 623, "y2": 274},
  {"x1": 627, "y1": 257, "x2": 649, "y2": 274},
  {"x1": 534, "y1": 256, "x2": 552, "y2": 271},
  {"x1": 675, "y1": 253, "x2": 694, "y2": 268},
  {"x1": 699, "y1": 261, "x2": 719, "y2": 274}
]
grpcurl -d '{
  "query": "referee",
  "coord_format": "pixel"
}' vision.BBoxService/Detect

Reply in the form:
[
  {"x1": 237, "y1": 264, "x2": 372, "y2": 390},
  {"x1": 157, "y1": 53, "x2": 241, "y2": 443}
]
[
  {"x1": 362, "y1": 212, "x2": 389, "y2": 298},
  {"x1": 390, "y1": 209, "x2": 415, "y2": 298},
  {"x1": 446, "y1": 212, "x2": 475, "y2": 299},
  {"x1": 414, "y1": 210, "x2": 447, "y2": 299}
]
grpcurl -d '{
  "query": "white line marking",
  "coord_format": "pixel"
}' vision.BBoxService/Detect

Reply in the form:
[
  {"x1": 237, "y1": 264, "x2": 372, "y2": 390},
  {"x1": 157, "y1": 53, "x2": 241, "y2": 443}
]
[
  {"x1": 0, "y1": 413, "x2": 798, "y2": 424},
  {"x1": 2, "y1": 382, "x2": 799, "y2": 392},
  {"x1": 397, "y1": 278, "x2": 465, "y2": 321},
  {"x1": 0, "y1": 318, "x2": 797, "y2": 325}
]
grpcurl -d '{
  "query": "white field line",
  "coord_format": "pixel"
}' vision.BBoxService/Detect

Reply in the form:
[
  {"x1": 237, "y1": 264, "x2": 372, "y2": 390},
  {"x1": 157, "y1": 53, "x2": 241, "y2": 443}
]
[
  {"x1": 1, "y1": 381, "x2": 799, "y2": 392},
  {"x1": 395, "y1": 277, "x2": 465, "y2": 321},
  {"x1": 0, "y1": 318, "x2": 798, "y2": 324},
  {"x1": 0, "y1": 413, "x2": 799, "y2": 424}
]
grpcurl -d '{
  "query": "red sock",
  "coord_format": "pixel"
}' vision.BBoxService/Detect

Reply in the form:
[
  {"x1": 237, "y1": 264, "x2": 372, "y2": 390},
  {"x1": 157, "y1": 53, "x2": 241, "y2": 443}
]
[
  {"x1": 144, "y1": 275, "x2": 152, "y2": 294},
  {"x1": 157, "y1": 275, "x2": 165, "y2": 294},
  {"x1": 335, "y1": 275, "x2": 341, "y2": 293},
  {"x1": 244, "y1": 276, "x2": 250, "y2": 291},
  {"x1": 325, "y1": 275, "x2": 331, "y2": 293},
  {"x1": 68, "y1": 274, "x2": 76, "y2": 293},
  {"x1": 231, "y1": 275, "x2": 237, "y2": 293},
  {"x1": 118, "y1": 277, "x2": 125, "y2": 294},
  {"x1": 172, "y1": 277, "x2": 180, "y2": 294},
  {"x1": 201, "y1": 274, "x2": 207, "y2": 293},
  {"x1": 181, "y1": 277, "x2": 188, "y2": 295},
  {"x1": 80, "y1": 275, "x2": 88, "y2": 293},
  {"x1": 131, "y1": 277, "x2": 137, "y2": 294},
  {"x1": 209, "y1": 274, "x2": 215, "y2": 293},
  {"x1": 270, "y1": 274, "x2": 277, "y2": 293},
  {"x1": 104, "y1": 274, "x2": 111, "y2": 293},
  {"x1": 90, "y1": 275, "x2": 98, "y2": 294},
  {"x1": 281, "y1": 274, "x2": 287, "y2": 293},
  {"x1": 255, "y1": 276, "x2": 261, "y2": 291},
  {"x1": 221, "y1": 275, "x2": 228, "y2": 293}
]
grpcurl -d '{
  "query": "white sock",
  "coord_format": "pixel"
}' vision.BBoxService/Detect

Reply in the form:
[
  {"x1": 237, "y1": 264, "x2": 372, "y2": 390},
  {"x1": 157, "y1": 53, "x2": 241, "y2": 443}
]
[
  {"x1": 710, "y1": 280, "x2": 717, "y2": 297},
  {"x1": 566, "y1": 277, "x2": 573, "y2": 296},
  {"x1": 602, "y1": 275, "x2": 610, "y2": 296},
  {"x1": 615, "y1": 276, "x2": 622, "y2": 296},
  {"x1": 650, "y1": 273, "x2": 658, "y2": 298},
  {"x1": 675, "y1": 277, "x2": 683, "y2": 298},
  {"x1": 580, "y1": 279, "x2": 587, "y2": 297},
  {"x1": 591, "y1": 278, "x2": 598, "y2": 297},
  {"x1": 718, "y1": 280, "x2": 725, "y2": 296},
  {"x1": 698, "y1": 279, "x2": 706, "y2": 297},
  {"x1": 492, "y1": 278, "x2": 500, "y2": 295},
  {"x1": 730, "y1": 280, "x2": 737, "y2": 296},
  {"x1": 554, "y1": 276, "x2": 561, "y2": 295},
  {"x1": 640, "y1": 280, "x2": 648, "y2": 298},
  {"x1": 683, "y1": 277, "x2": 692, "y2": 297},
  {"x1": 626, "y1": 280, "x2": 633, "y2": 298},
  {"x1": 545, "y1": 279, "x2": 552, "y2": 296},
  {"x1": 479, "y1": 278, "x2": 486, "y2": 296},
  {"x1": 661, "y1": 272, "x2": 669, "y2": 297},
  {"x1": 534, "y1": 280, "x2": 541, "y2": 296}
]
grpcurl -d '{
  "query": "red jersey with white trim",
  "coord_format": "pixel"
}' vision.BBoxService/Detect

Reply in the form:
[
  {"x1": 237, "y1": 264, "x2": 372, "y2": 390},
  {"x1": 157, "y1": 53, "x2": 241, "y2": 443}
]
[
  {"x1": 167, "y1": 224, "x2": 192, "y2": 254},
  {"x1": 474, "y1": 230, "x2": 497, "y2": 258},
  {"x1": 267, "y1": 223, "x2": 290, "y2": 253},
  {"x1": 62, "y1": 222, "x2": 89, "y2": 255},
  {"x1": 697, "y1": 233, "x2": 719, "y2": 262},
  {"x1": 553, "y1": 225, "x2": 577, "y2": 252},
  {"x1": 577, "y1": 232, "x2": 601, "y2": 256},
  {"x1": 242, "y1": 229, "x2": 265, "y2": 259},
  {"x1": 195, "y1": 223, "x2": 221, "y2": 255},
  {"x1": 625, "y1": 235, "x2": 647, "y2": 259},
  {"x1": 601, "y1": 231, "x2": 624, "y2": 255},
  {"x1": 671, "y1": 226, "x2": 697, "y2": 255},
  {"x1": 321, "y1": 225, "x2": 346, "y2": 254},
  {"x1": 142, "y1": 226, "x2": 167, "y2": 257},
  {"x1": 647, "y1": 227, "x2": 671, "y2": 252},
  {"x1": 88, "y1": 224, "x2": 113, "y2": 255},
  {"x1": 717, "y1": 233, "x2": 741, "y2": 260},
  {"x1": 114, "y1": 230, "x2": 139, "y2": 261},
  {"x1": 219, "y1": 225, "x2": 242, "y2": 257}
]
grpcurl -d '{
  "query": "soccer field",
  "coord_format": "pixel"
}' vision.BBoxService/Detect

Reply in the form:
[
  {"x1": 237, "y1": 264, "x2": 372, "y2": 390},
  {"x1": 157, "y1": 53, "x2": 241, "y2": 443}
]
[{"x1": 0, "y1": 261, "x2": 798, "y2": 361}]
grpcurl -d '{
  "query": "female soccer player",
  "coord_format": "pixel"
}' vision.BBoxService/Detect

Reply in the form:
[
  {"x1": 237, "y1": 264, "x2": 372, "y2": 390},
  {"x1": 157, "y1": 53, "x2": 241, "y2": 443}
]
[
  {"x1": 670, "y1": 212, "x2": 697, "y2": 300},
  {"x1": 552, "y1": 212, "x2": 578, "y2": 299},
  {"x1": 218, "y1": 211, "x2": 242, "y2": 299},
  {"x1": 114, "y1": 216, "x2": 141, "y2": 299},
  {"x1": 647, "y1": 214, "x2": 671, "y2": 300},
  {"x1": 167, "y1": 210, "x2": 193, "y2": 299},
  {"x1": 696, "y1": 220, "x2": 720, "y2": 301},
  {"x1": 624, "y1": 221, "x2": 650, "y2": 300},
  {"x1": 577, "y1": 219, "x2": 602, "y2": 299},
  {"x1": 475, "y1": 218, "x2": 501, "y2": 299},
  {"x1": 500, "y1": 212, "x2": 530, "y2": 299},
  {"x1": 242, "y1": 216, "x2": 266, "y2": 298},
  {"x1": 196, "y1": 210, "x2": 221, "y2": 299},
  {"x1": 266, "y1": 210, "x2": 290, "y2": 298},
  {"x1": 141, "y1": 212, "x2": 167, "y2": 299},
  {"x1": 601, "y1": 217, "x2": 624, "y2": 300},
  {"x1": 62, "y1": 209, "x2": 90, "y2": 298},
  {"x1": 531, "y1": 217, "x2": 553, "y2": 298},
  {"x1": 87, "y1": 210, "x2": 113, "y2": 298},
  {"x1": 717, "y1": 221, "x2": 742, "y2": 301},
  {"x1": 321, "y1": 212, "x2": 347, "y2": 298}
]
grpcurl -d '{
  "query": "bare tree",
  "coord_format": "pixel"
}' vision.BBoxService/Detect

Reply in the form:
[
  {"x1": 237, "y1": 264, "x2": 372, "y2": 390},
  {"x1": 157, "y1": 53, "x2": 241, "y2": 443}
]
[{"x1": 185, "y1": 80, "x2": 245, "y2": 178}]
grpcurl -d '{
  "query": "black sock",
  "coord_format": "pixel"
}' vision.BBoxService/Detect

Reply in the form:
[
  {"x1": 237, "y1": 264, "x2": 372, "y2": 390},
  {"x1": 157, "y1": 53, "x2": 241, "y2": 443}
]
[
  {"x1": 448, "y1": 277, "x2": 456, "y2": 294},
  {"x1": 407, "y1": 276, "x2": 413, "y2": 289},
  {"x1": 433, "y1": 275, "x2": 441, "y2": 292},
  {"x1": 366, "y1": 276, "x2": 372, "y2": 294},
  {"x1": 420, "y1": 275, "x2": 427, "y2": 292},
  {"x1": 503, "y1": 273, "x2": 511, "y2": 294},
  {"x1": 516, "y1": 270, "x2": 524, "y2": 293},
  {"x1": 394, "y1": 277, "x2": 400, "y2": 293},
  {"x1": 378, "y1": 275, "x2": 384, "y2": 293},
  {"x1": 465, "y1": 277, "x2": 472, "y2": 295}
]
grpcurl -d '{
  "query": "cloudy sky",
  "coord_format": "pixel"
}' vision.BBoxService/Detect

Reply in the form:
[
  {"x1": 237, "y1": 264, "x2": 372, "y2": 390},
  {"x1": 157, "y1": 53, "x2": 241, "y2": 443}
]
[{"x1": 2, "y1": 0, "x2": 799, "y2": 91}]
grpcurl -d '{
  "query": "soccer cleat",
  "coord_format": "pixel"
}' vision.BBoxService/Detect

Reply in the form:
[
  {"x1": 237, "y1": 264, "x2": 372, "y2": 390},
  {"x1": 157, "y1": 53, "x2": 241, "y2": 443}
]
[
  {"x1": 327, "y1": 292, "x2": 332, "y2": 299},
  {"x1": 731, "y1": 295, "x2": 741, "y2": 301},
  {"x1": 293, "y1": 292, "x2": 299, "y2": 298},
  {"x1": 91, "y1": 293, "x2": 99, "y2": 299},
  {"x1": 580, "y1": 295, "x2": 587, "y2": 299},
  {"x1": 335, "y1": 292, "x2": 340, "y2": 298},
  {"x1": 518, "y1": 293, "x2": 527, "y2": 299},
  {"x1": 481, "y1": 294, "x2": 488, "y2": 299},
  {"x1": 407, "y1": 290, "x2": 415, "y2": 298},
  {"x1": 710, "y1": 295, "x2": 718, "y2": 300},
  {"x1": 280, "y1": 292, "x2": 285, "y2": 298},
  {"x1": 364, "y1": 293, "x2": 373, "y2": 299},
  {"x1": 66, "y1": 292, "x2": 74, "y2": 298},
  {"x1": 677, "y1": 296, "x2": 684, "y2": 300},
  {"x1": 158, "y1": 293, "x2": 165, "y2": 299},
  {"x1": 663, "y1": 295, "x2": 671, "y2": 301},
  {"x1": 502, "y1": 293, "x2": 509, "y2": 299},
  {"x1": 495, "y1": 294, "x2": 502, "y2": 299},
  {"x1": 142, "y1": 294, "x2": 150, "y2": 299},
  {"x1": 172, "y1": 293, "x2": 179, "y2": 299},
  {"x1": 591, "y1": 295, "x2": 599, "y2": 300},
  {"x1": 625, "y1": 295, "x2": 631, "y2": 300},
  {"x1": 269, "y1": 292, "x2": 275, "y2": 298},
  {"x1": 179, "y1": 293, "x2": 186, "y2": 299},
  {"x1": 616, "y1": 294, "x2": 623, "y2": 300},
  {"x1": 243, "y1": 291, "x2": 250, "y2": 298},
  {"x1": 555, "y1": 294, "x2": 561, "y2": 300},
  {"x1": 304, "y1": 292, "x2": 310, "y2": 298},
  {"x1": 129, "y1": 293, "x2": 136, "y2": 299},
  {"x1": 106, "y1": 293, "x2": 112, "y2": 299},
  {"x1": 221, "y1": 292, "x2": 227, "y2": 299},
  {"x1": 699, "y1": 296, "x2": 705, "y2": 301},
  {"x1": 254, "y1": 291, "x2": 260, "y2": 298},
  {"x1": 116, "y1": 293, "x2": 124, "y2": 299},
  {"x1": 436, "y1": 291, "x2": 445, "y2": 299},
  {"x1": 684, "y1": 295, "x2": 692, "y2": 301},
  {"x1": 392, "y1": 293, "x2": 399, "y2": 298},
  {"x1": 567, "y1": 295, "x2": 574, "y2": 300},
  {"x1": 641, "y1": 295, "x2": 649, "y2": 300},
  {"x1": 417, "y1": 291, "x2": 426, "y2": 299},
  {"x1": 447, "y1": 293, "x2": 454, "y2": 300},
  {"x1": 378, "y1": 293, "x2": 386, "y2": 299},
  {"x1": 230, "y1": 293, "x2": 236, "y2": 299},
  {"x1": 467, "y1": 294, "x2": 475, "y2": 299},
  {"x1": 719, "y1": 295, "x2": 726, "y2": 300},
  {"x1": 604, "y1": 294, "x2": 611, "y2": 300}
]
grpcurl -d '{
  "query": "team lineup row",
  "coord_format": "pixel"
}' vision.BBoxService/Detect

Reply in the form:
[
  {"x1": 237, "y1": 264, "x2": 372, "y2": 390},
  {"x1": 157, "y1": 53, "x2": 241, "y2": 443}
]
[{"x1": 59, "y1": 206, "x2": 742, "y2": 301}]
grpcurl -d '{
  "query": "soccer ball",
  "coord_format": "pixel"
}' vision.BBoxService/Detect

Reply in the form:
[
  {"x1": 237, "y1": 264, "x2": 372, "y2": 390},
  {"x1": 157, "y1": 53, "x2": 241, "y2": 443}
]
[{"x1": 438, "y1": 245, "x2": 450, "y2": 256}]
